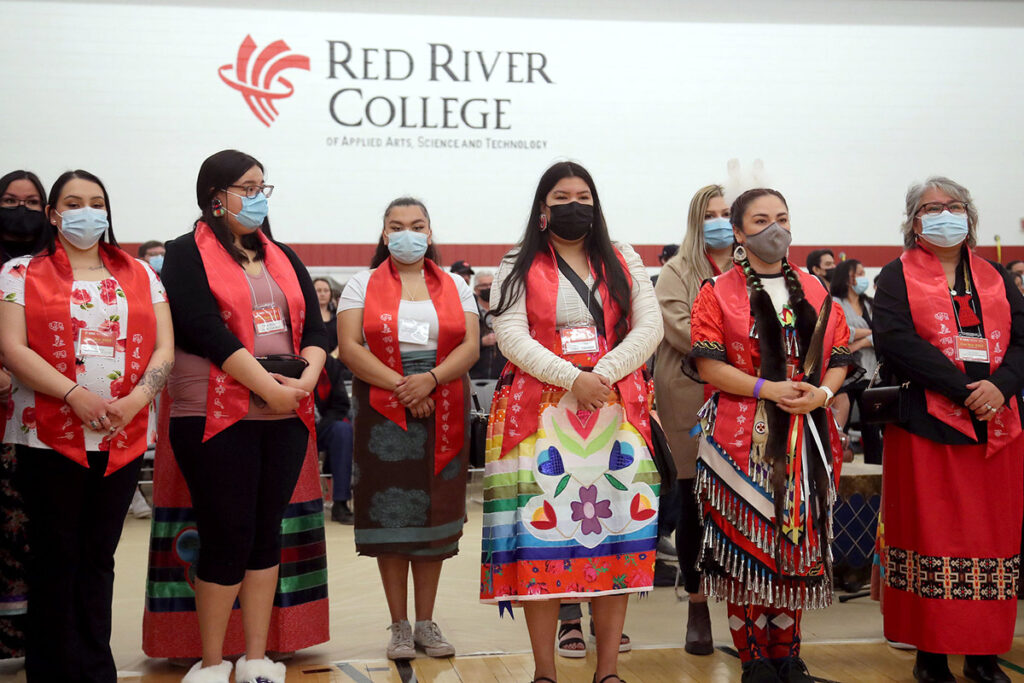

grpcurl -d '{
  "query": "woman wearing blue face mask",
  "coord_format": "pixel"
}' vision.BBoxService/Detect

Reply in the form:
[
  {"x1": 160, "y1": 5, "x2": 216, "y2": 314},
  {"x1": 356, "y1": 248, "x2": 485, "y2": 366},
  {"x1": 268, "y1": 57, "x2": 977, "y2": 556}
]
[
  {"x1": 338, "y1": 197, "x2": 479, "y2": 662},
  {"x1": 873, "y1": 177, "x2": 1024, "y2": 683},
  {"x1": 0, "y1": 170, "x2": 173, "y2": 681},
  {"x1": 828, "y1": 258, "x2": 882, "y2": 465},
  {"x1": 158, "y1": 150, "x2": 329, "y2": 683},
  {"x1": 652, "y1": 184, "x2": 732, "y2": 656}
]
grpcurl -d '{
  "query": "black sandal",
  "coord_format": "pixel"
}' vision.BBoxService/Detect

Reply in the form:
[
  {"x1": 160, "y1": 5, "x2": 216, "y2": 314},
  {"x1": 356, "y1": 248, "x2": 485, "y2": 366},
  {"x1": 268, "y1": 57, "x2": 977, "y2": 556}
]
[
  {"x1": 588, "y1": 620, "x2": 631, "y2": 653},
  {"x1": 593, "y1": 676, "x2": 626, "y2": 683},
  {"x1": 557, "y1": 620, "x2": 587, "y2": 658},
  {"x1": 532, "y1": 678, "x2": 556, "y2": 683}
]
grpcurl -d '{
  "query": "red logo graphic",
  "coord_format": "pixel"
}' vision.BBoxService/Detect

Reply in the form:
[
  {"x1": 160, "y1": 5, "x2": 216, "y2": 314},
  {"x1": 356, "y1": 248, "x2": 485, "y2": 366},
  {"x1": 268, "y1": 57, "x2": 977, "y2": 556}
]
[{"x1": 219, "y1": 35, "x2": 310, "y2": 127}]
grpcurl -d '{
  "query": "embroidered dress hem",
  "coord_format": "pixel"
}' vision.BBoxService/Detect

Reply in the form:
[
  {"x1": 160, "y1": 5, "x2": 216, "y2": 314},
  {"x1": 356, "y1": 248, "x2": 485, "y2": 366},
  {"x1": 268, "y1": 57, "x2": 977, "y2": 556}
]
[{"x1": 480, "y1": 586, "x2": 651, "y2": 604}]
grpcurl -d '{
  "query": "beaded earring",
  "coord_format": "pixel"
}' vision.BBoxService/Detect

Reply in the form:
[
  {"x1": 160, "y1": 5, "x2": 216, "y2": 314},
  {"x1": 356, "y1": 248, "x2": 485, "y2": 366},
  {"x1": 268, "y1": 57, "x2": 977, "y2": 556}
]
[{"x1": 211, "y1": 198, "x2": 225, "y2": 217}]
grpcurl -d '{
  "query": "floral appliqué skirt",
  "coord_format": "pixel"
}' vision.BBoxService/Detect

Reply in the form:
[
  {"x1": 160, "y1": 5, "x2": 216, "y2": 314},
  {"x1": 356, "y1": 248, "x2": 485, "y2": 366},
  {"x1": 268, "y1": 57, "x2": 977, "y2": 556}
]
[{"x1": 480, "y1": 376, "x2": 659, "y2": 604}]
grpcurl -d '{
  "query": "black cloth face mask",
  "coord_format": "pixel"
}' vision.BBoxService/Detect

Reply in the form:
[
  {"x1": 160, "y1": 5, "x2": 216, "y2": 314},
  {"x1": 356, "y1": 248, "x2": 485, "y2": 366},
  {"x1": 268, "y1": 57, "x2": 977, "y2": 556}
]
[
  {"x1": 547, "y1": 201, "x2": 594, "y2": 241},
  {"x1": 0, "y1": 206, "x2": 48, "y2": 258}
]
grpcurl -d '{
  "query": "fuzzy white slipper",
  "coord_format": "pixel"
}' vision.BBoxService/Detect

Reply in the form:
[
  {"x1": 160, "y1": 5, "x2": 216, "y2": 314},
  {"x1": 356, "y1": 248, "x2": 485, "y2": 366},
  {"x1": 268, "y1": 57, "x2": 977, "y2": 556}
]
[
  {"x1": 181, "y1": 660, "x2": 232, "y2": 683},
  {"x1": 235, "y1": 655, "x2": 287, "y2": 683}
]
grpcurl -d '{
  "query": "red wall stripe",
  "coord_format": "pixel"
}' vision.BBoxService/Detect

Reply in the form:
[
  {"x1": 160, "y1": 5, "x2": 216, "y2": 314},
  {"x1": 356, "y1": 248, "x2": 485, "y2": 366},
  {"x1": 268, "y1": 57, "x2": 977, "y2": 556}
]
[{"x1": 125, "y1": 242, "x2": 1024, "y2": 269}]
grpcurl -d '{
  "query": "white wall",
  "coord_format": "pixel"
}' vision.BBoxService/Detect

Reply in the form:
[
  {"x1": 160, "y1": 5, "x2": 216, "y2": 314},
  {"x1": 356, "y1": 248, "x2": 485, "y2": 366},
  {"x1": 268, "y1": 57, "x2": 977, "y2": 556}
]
[{"x1": 3, "y1": 0, "x2": 1023, "y2": 251}]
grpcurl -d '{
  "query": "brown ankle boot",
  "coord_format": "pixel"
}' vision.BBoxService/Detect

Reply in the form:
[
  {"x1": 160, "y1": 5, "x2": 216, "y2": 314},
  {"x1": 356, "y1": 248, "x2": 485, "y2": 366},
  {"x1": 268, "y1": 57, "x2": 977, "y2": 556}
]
[{"x1": 684, "y1": 600, "x2": 714, "y2": 655}]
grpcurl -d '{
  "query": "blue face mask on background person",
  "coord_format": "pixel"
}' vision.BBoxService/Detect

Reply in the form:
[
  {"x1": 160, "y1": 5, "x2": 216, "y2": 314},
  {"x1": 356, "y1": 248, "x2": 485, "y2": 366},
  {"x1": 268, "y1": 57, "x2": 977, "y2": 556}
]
[
  {"x1": 387, "y1": 229, "x2": 429, "y2": 264},
  {"x1": 57, "y1": 207, "x2": 109, "y2": 250},
  {"x1": 148, "y1": 254, "x2": 164, "y2": 273},
  {"x1": 703, "y1": 217, "x2": 734, "y2": 249},
  {"x1": 228, "y1": 192, "x2": 268, "y2": 230},
  {"x1": 853, "y1": 275, "x2": 870, "y2": 295},
  {"x1": 919, "y1": 210, "x2": 968, "y2": 248}
]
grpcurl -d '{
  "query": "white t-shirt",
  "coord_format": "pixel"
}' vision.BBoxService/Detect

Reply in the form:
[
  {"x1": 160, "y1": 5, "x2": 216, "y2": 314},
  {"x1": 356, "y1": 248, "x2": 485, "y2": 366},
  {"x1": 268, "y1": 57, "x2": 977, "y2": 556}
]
[
  {"x1": 0, "y1": 256, "x2": 166, "y2": 451},
  {"x1": 339, "y1": 268, "x2": 477, "y2": 353}
]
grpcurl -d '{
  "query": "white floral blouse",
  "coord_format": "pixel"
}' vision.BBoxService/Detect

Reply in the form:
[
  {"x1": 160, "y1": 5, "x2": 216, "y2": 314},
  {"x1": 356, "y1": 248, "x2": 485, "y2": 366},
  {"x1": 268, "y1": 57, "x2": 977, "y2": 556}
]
[{"x1": 0, "y1": 256, "x2": 167, "y2": 452}]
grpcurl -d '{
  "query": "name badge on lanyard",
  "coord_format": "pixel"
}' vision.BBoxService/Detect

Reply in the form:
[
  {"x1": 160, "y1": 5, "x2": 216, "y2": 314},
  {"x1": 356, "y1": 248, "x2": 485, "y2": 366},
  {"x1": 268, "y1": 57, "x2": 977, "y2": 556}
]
[
  {"x1": 398, "y1": 318, "x2": 430, "y2": 345},
  {"x1": 253, "y1": 305, "x2": 286, "y2": 336},
  {"x1": 78, "y1": 328, "x2": 117, "y2": 358},
  {"x1": 955, "y1": 335, "x2": 989, "y2": 363},
  {"x1": 560, "y1": 325, "x2": 599, "y2": 354}
]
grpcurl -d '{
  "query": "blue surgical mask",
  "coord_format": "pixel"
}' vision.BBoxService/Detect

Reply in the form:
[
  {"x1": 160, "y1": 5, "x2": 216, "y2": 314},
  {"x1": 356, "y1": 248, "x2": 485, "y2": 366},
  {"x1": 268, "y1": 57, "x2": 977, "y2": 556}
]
[
  {"x1": 387, "y1": 230, "x2": 429, "y2": 264},
  {"x1": 853, "y1": 275, "x2": 870, "y2": 295},
  {"x1": 920, "y1": 210, "x2": 968, "y2": 249},
  {"x1": 703, "y1": 217, "x2": 734, "y2": 250},
  {"x1": 227, "y1": 192, "x2": 268, "y2": 230},
  {"x1": 148, "y1": 254, "x2": 164, "y2": 273},
  {"x1": 57, "y1": 207, "x2": 109, "y2": 250}
]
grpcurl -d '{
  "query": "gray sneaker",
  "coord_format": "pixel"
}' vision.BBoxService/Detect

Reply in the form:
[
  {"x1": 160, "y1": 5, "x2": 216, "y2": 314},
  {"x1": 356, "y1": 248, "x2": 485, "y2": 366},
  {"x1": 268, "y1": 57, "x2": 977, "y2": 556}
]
[
  {"x1": 386, "y1": 620, "x2": 415, "y2": 660},
  {"x1": 414, "y1": 620, "x2": 456, "y2": 657}
]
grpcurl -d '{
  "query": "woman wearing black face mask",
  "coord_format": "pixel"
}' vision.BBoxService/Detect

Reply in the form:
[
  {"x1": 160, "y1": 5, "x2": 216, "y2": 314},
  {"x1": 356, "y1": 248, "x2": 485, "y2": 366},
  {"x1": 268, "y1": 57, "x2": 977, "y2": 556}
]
[
  {"x1": 0, "y1": 170, "x2": 50, "y2": 663},
  {"x1": 481, "y1": 162, "x2": 663, "y2": 683}
]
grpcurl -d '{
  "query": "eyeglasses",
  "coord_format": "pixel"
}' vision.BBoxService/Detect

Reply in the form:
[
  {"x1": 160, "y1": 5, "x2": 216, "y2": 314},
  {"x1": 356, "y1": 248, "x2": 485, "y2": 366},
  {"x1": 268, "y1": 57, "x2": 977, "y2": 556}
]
[
  {"x1": 0, "y1": 196, "x2": 43, "y2": 210},
  {"x1": 917, "y1": 201, "x2": 968, "y2": 216},
  {"x1": 226, "y1": 184, "x2": 274, "y2": 199}
]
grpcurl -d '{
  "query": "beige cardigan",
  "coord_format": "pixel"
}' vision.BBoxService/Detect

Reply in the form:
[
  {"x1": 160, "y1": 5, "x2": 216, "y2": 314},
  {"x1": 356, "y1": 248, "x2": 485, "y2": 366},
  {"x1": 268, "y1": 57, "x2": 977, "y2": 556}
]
[{"x1": 653, "y1": 252, "x2": 710, "y2": 479}]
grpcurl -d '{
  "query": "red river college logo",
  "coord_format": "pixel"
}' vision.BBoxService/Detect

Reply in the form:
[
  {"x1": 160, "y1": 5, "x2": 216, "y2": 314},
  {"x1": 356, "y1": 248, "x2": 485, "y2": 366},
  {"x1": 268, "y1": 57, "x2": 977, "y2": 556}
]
[{"x1": 219, "y1": 35, "x2": 310, "y2": 127}]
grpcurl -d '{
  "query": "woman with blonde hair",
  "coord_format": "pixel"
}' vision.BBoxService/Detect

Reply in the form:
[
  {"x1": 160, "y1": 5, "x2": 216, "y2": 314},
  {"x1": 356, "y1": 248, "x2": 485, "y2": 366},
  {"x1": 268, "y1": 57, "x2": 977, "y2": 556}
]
[{"x1": 653, "y1": 184, "x2": 734, "y2": 655}]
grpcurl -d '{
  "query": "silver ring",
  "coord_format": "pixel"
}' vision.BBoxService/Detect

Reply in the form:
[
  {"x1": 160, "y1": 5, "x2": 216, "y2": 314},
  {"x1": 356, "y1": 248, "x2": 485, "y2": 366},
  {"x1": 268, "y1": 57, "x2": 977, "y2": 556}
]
[
  {"x1": 108, "y1": 426, "x2": 118, "y2": 434},
  {"x1": 990, "y1": 405, "x2": 998, "y2": 413},
  {"x1": 89, "y1": 420, "x2": 98, "y2": 429}
]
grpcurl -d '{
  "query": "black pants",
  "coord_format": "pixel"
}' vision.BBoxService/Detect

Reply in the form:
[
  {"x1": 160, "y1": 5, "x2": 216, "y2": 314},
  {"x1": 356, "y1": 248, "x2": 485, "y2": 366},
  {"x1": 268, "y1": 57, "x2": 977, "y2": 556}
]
[
  {"x1": 20, "y1": 447, "x2": 141, "y2": 683},
  {"x1": 169, "y1": 417, "x2": 307, "y2": 585},
  {"x1": 675, "y1": 478, "x2": 703, "y2": 594}
]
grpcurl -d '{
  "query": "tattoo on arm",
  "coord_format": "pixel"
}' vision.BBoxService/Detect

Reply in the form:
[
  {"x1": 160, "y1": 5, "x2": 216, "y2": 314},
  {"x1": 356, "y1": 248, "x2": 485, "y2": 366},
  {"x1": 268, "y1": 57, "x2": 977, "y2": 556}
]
[{"x1": 138, "y1": 360, "x2": 173, "y2": 399}]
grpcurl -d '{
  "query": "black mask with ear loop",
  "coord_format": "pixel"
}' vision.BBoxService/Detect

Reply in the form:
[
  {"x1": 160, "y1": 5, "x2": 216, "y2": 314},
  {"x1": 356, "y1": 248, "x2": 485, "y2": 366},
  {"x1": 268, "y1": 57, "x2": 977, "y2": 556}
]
[{"x1": 547, "y1": 202, "x2": 594, "y2": 241}]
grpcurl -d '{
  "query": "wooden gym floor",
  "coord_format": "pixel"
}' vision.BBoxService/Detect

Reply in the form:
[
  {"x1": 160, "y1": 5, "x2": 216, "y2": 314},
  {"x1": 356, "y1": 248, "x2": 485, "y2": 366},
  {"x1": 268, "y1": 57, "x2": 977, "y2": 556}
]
[{"x1": 2, "y1": 475, "x2": 1024, "y2": 682}]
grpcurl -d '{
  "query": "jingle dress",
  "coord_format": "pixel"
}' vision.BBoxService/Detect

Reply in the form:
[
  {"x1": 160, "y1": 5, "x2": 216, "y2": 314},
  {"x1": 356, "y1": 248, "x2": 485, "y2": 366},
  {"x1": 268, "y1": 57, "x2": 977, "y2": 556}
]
[
  {"x1": 480, "y1": 243, "x2": 663, "y2": 604},
  {"x1": 874, "y1": 245, "x2": 1024, "y2": 655},
  {"x1": 688, "y1": 264, "x2": 851, "y2": 663}
]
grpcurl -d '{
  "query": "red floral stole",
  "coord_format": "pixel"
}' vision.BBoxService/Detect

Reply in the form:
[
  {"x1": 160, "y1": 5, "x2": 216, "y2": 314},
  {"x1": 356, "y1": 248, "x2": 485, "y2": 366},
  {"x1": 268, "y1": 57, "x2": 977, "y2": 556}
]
[
  {"x1": 901, "y1": 245, "x2": 1021, "y2": 457},
  {"x1": 709, "y1": 264, "x2": 837, "y2": 464},
  {"x1": 500, "y1": 246, "x2": 652, "y2": 457},
  {"x1": 363, "y1": 257, "x2": 466, "y2": 475},
  {"x1": 23, "y1": 242, "x2": 156, "y2": 474},
  {"x1": 193, "y1": 222, "x2": 314, "y2": 442}
]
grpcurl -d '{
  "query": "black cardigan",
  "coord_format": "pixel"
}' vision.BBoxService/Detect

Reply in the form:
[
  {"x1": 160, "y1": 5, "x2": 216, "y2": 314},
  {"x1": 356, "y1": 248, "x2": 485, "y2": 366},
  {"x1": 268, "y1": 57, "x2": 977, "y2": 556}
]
[
  {"x1": 873, "y1": 249, "x2": 1024, "y2": 445},
  {"x1": 161, "y1": 230, "x2": 328, "y2": 366}
]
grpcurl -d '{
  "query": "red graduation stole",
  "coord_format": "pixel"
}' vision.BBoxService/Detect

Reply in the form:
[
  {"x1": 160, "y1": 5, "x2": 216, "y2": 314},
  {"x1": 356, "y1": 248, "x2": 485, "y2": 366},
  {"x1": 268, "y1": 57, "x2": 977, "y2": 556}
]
[
  {"x1": 193, "y1": 222, "x2": 314, "y2": 442},
  {"x1": 362, "y1": 257, "x2": 466, "y2": 475},
  {"x1": 708, "y1": 264, "x2": 838, "y2": 466},
  {"x1": 499, "y1": 245, "x2": 652, "y2": 457},
  {"x1": 23, "y1": 241, "x2": 156, "y2": 474},
  {"x1": 901, "y1": 245, "x2": 1021, "y2": 457}
]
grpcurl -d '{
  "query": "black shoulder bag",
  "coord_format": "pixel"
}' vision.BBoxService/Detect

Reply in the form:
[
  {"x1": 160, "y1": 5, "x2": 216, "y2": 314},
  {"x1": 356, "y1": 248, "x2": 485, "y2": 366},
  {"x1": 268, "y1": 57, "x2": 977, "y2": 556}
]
[
  {"x1": 859, "y1": 362, "x2": 909, "y2": 424},
  {"x1": 553, "y1": 252, "x2": 677, "y2": 487}
]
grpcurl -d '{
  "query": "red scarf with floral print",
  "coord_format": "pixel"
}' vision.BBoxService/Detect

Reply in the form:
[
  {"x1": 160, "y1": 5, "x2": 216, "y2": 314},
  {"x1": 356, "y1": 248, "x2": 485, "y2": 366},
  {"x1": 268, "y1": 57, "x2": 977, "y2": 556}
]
[
  {"x1": 23, "y1": 242, "x2": 155, "y2": 474},
  {"x1": 193, "y1": 222, "x2": 314, "y2": 442},
  {"x1": 901, "y1": 245, "x2": 1021, "y2": 457},
  {"x1": 362, "y1": 257, "x2": 466, "y2": 475},
  {"x1": 500, "y1": 245, "x2": 651, "y2": 457}
]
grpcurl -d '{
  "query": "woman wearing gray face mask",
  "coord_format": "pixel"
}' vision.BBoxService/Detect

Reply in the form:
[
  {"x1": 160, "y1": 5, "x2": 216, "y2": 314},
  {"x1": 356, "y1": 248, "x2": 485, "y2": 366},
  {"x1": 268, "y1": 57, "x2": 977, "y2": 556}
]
[{"x1": 688, "y1": 188, "x2": 853, "y2": 683}]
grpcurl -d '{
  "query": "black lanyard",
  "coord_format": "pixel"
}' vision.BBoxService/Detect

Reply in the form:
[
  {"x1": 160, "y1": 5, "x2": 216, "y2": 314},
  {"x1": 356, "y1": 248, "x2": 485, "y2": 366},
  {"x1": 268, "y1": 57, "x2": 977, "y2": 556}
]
[{"x1": 553, "y1": 251, "x2": 606, "y2": 339}]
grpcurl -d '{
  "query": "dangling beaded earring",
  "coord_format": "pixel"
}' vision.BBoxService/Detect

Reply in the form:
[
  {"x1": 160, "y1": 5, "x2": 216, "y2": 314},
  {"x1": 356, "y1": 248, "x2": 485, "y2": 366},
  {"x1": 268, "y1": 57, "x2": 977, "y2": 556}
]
[
  {"x1": 539, "y1": 214, "x2": 548, "y2": 232},
  {"x1": 733, "y1": 244, "x2": 747, "y2": 263},
  {"x1": 211, "y1": 198, "x2": 226, "y2": 217}
]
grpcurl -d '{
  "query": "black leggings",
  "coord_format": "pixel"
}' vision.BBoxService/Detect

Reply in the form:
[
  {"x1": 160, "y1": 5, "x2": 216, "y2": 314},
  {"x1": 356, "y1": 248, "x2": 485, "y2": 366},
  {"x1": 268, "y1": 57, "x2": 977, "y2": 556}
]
[
  {"x1": 169, "y1": 416, "x2": 307, "y2": 585},
  {"x1": 674, "y1": 478, "x2": 703, "y2": 595},
  {"x1": 20, "y1": 448, "x2": 141, "y2": 683}
]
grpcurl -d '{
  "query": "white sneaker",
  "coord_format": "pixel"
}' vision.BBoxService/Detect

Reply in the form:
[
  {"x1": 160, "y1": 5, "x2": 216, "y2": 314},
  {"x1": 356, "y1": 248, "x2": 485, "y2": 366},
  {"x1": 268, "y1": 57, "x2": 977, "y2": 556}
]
[
  {"x1": 414, "y1": 620, "x2": 456, "y2": 657},
  {"x1": 235, "y1": 654, "x2": 286, "y2": 683},
  {"x1": 386, "y1": 620, "x2": 416, "y2": 660},
  {"x1": 182, "y1": 660, "x2": 231, "y2": 683},
  {"x1": 129, "y1": 488, "x2": 152, "y2": 519}
]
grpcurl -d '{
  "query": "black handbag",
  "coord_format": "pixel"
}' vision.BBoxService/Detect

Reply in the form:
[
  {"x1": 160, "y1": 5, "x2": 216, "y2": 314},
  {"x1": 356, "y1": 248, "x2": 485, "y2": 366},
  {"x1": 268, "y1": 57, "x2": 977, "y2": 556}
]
[
  {"x1": 859, "y1": 364, "x2": 909, "y2": 424},
  {"x1": 256, "y1": 353, "x2": 309, "y2": 379},
  {"x1": 649, "y1": 412, "x2": 678, "y2": 491}
]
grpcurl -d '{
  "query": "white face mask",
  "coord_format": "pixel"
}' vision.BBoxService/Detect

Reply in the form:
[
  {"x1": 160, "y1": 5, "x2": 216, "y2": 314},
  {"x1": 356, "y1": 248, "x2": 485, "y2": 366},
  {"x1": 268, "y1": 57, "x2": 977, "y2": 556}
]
[
  {"x1": 57, "y1": 207, "x2": 109, "y2": 250},
  {"x1": 387, "y1": 230, "x2": 429, "y2": 264}
]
